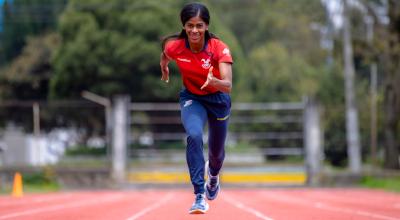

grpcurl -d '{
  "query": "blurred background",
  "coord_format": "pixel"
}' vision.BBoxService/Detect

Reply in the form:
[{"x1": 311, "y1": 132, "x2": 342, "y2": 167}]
[{"x1": 0, "y1": 0, "x2": 399, "y2": 193}]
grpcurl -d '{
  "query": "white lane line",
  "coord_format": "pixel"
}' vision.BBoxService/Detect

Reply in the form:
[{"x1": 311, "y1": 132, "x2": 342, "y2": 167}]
[
  {"x1": 0, "y1": 194, "x2": 125, "y2": 219},
  {"x1": 315, "y1": 203, "x2": 400, "y2": 220},
  {"x1": 125, "y1": 193, "x2": 174, "y2": 220},
  {"x1": 0, "y1": 194, "x2": 74, "y2": 207},
  {"x1": 305, "y1": 190, "x2": 400, "y2": 207},
  {"x1": 262, "y1": 192, "x2": 399, "y2": 220},
  {"x1": 223, "y1": 194, "x2": 274, "y2": 220}
]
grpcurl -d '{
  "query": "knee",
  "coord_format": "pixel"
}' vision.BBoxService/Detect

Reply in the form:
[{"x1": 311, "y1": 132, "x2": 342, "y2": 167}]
[
  {"x1": 187, "y1": 130, "x2": 203, "y2": 145},
  {"x1": 209, "y1": 150, "x2": 225, "y2": 160}
]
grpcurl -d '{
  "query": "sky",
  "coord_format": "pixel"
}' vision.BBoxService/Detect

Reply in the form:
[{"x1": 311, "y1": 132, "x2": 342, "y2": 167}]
[{"x1": 322, "y1": 0, "x2": 344, "y2": 29}]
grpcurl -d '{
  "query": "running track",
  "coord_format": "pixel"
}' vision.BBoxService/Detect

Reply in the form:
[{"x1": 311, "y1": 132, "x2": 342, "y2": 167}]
[{"x1": 0, "y1": 188, "x2": 399, "y2": 219}]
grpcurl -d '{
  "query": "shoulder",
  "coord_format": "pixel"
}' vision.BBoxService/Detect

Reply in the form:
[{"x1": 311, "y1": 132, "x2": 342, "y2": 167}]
[
  {"x1": 208, "y1": 38, "x2": 231, "y2": 54},
  {"x1": 209, "y1": 38, "x2": 229, "y2": 48},
  {"x1": 208, "y1": 38, "x2": 232, "y2": 62},
  {"x1": 164, "y1": 38, "x2": 186, "y2": 59},
  {"x1": 165, "y1": 38, "x2": 185, "y2": 51}
]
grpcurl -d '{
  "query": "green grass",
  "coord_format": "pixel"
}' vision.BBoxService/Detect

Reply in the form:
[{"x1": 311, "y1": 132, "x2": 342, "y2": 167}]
[
  {"x1": 360, "y1": 176, "x2": 400, "y2": 192},
  {"x1": 0, "y1": 182, "x2": 60, "y2": 195},
  {"x1": 0, "y1": 169, "x2": 61, "y2": 195}
]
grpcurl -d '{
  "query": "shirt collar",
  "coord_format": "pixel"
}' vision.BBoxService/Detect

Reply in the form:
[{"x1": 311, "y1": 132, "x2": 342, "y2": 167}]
[{"x1": 184, "y1": 36, "x2": 209, "y2": 53}]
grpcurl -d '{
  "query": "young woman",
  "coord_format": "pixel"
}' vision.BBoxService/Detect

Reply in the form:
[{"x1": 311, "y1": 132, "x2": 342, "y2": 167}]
[{"x1": 160, "y1": 2, "x2": 233, "y2": 214}]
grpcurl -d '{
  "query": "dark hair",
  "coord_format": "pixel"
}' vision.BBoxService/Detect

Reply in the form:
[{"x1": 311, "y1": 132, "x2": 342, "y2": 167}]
[{"x1": 161, "y1": 2, "x2": 217, "y2": 50}]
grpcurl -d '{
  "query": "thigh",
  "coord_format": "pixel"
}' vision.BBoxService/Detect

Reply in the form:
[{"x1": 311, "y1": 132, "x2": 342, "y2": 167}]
[
  {"x1": 180, "y1": 98, "x2": 208, "y2": 134},
  {"x1": 208, "y1": 117, "x2": 228, "y2": 149}
]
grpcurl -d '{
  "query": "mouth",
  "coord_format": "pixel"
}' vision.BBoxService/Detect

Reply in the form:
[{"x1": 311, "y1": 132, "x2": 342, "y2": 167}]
[{"x1": 189, "y1": 34, "x2": 201, "y2": 42}]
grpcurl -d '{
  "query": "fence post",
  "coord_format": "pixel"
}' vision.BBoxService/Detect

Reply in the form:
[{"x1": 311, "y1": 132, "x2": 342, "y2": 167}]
[
  {"x1": 304, "y1": 97, "x2": 323, "y2": 186},
  {"x1": 111, "y1": 95, "x2": 130, "y2": 183}
]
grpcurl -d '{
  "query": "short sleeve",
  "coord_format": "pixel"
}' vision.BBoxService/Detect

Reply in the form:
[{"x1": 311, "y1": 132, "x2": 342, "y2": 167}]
[
  {"x1": 163, "y1": 40, "x2": 177, "y2": 60},
  {"x1": 214, "y1": 40, "x2": 233, "y2": 64}
]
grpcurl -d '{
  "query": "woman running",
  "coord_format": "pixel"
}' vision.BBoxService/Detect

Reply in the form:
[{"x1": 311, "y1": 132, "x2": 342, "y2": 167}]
[{"x1": 160, "y1": 2, "x2": 233, "y2": 214}]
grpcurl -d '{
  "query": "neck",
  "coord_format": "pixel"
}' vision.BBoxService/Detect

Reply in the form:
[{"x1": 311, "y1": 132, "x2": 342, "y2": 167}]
[{"x1": 189, "y1": 39, "x2": 205, "y2": 53}]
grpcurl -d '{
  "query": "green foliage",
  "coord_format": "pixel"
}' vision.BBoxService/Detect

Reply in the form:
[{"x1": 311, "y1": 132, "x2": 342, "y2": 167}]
[
  {"x1": 51, "y1": 0, "x2": 182, "y2": 100},
  {"x1": 65, "y1": 145, "x2": 106, "y2": 156},
  {"x1": 51, "y1": 0, "x2": 239, "y2": 101},
  {"x1": 0, "y1": 33, "x2": 60, "y2": 100},
  {"x1": 0, "y1": 0, "x2": 395, "y2": 168},
  {"x1": 0, "y1": 0, "x2": 67, "y2": 64},
  {"x1": 22, "y1": 168, "x2": 60, "y2": 192},
  {"x1": 247, "y1": 42, "x2": 322, "y2": 102},
  {"x1": 212, "y1": 0, "x2": 328, "y2": 102},
  {"x1": 361, "y1": 176, "x2": 400, "y2": 192}
]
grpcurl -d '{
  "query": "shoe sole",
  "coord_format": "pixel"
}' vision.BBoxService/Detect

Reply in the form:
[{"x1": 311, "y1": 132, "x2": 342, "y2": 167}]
[
  {"x1": 189, "y1": 203, "x2": 209, "y2": 214},
  {"x1": 189, "y1": 209, "x2": 207, "y2": 214}
]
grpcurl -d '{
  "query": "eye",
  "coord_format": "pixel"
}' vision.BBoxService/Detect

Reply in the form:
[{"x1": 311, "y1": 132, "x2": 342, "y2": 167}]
[{"x1": 196, "y1": 24, "x2": 204, "y2": 29}]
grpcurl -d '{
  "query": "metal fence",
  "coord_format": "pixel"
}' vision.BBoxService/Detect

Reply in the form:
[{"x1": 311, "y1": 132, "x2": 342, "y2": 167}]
[
  {"x1": 0, "y1": 96, "x2": 323, "y2": 185},
  {"x1": 108, "y1": 96, "x2": 323, "y2": 185}
]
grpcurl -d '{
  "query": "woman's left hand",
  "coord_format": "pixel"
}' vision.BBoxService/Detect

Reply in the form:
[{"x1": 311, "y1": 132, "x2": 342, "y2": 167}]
[{"x1": 200, "y1": 66, "x2": 214, "y2": 90}]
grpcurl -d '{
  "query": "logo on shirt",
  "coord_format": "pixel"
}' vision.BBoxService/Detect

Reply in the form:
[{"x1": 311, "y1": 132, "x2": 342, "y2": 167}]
[
  {"x1": 222, "y1": 48, "x2": 230, "y2": 55},
  {"x1": 201, "y1": 58, "x2": 211, "y2": 69},
  {"x1": 177, "y1": 58, "x2": 191, "y2": 63}
]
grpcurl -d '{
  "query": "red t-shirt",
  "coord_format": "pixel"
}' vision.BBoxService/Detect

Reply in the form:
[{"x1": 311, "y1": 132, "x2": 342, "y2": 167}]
[{"x1": 164, "y1": 38, "x2": 233, "y2": 95}]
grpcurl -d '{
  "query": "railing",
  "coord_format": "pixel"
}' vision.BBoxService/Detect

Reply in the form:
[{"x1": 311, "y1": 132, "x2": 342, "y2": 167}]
[{"x1": 114, "y1": 98, "x2": 322, "y2": 185}]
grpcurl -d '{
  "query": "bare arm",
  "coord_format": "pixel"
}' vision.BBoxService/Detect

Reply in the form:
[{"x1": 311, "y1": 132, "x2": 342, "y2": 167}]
[
  {"x1": 200, "y1": 62, "x2": 232, "y2": 93},
  {"x1": 160, "y1": 52, "x2": 170, "y2": 83}
]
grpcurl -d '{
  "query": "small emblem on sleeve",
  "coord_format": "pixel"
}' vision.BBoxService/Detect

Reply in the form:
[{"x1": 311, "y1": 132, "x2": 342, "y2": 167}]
[{"x1": 222, "y1": 48, "x2": 230, "y2": 55}]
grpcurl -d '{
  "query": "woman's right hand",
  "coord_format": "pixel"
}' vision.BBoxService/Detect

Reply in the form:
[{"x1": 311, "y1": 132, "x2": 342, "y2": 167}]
[{"x1": 160, "y1": 53, "x2": 170, "y2": 83}]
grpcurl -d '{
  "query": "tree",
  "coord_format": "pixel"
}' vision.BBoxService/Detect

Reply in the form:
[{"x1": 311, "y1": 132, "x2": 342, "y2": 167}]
[
  {"x1": 213, "y1": 0, "x2": 328, "y2": 102},
  {"x1": 247, "y1": 42, "x2": 322, "y2": 102},
  {"x1": 50, "y1": 0, "x2": 245, "y2": 102},
  {"x1": 343, "y1": 0, "x2": 362, "y2": 173},
  {"x1": 0, "y1": 33, "x2": 59, "y2": 100},
  {"x1": 0, "y1": 0, "x2": 67, "y2": 65},
  {"x1": 355, "y1": 0, "x2": 400, "y2": 169},
  {"x1": 382, "y1": 0, "x2": 400, "y2": 169}
]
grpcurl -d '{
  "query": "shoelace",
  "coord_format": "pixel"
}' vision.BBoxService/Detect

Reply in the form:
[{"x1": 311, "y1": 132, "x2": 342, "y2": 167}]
[
  {"x1": 195, "y1": 194, "x2": 203, "y2": 203},
  {"x1": 208, "y1": 176, "x2": 218, "y2": 189}
]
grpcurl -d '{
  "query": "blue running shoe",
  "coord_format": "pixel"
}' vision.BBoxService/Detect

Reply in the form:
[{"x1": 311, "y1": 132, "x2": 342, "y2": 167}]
[
  {"x1": 205, "y1": 166, "x2": 220, "y2": 200},
  {"x1": 189, "y1": 193, "x2": 209, "y2": 214}
]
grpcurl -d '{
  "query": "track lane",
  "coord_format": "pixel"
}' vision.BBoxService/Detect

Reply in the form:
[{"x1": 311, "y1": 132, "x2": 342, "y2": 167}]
[
  {"x1": 131, "y1": 189, "x2": 265, "y2": 220},
  {"x1": 222, "y1": 189, "x2": 400, "y2": 220},
  {"x1": 297, "y1": 189, "x2": 400, "y2": 218},
  {"x1": 0, "y1": 188, "x2": 399, "y2": 220}
]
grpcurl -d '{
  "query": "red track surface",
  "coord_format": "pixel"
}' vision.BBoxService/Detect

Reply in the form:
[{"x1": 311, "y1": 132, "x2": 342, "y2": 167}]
[{"x1": 0, "y1": 188, "x2": 399, "y2": 220}]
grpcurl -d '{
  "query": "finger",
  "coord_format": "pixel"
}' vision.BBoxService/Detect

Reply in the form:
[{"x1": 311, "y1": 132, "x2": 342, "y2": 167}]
[
  {"x1": 161, "y1": 75, "x2": 169, "y2": 83},
  {"x1": 208, "y1": 66, "x2": 214, "y2": 74},
  {"x1": 200, "y1": 80, "x2": 209, "y2": 90}
]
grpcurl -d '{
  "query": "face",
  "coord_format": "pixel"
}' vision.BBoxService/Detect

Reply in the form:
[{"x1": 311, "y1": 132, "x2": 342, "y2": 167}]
[{"x1": 184, "y1": 16, "x2": 208, "y2": 45}]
